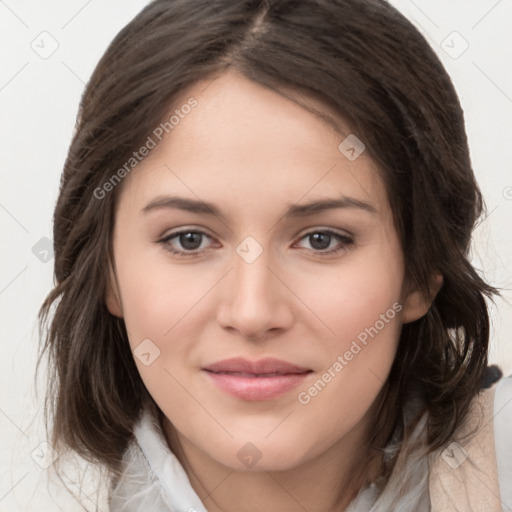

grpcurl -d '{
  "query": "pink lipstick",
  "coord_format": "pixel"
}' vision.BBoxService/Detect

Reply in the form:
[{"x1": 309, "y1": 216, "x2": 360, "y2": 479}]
[{"x1": 202, "y1": 357, "x2": 312, "y2": 401}]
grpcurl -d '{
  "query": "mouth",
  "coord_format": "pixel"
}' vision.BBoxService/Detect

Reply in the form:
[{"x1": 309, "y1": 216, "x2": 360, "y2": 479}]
[{"x1": 202, "y1": 357, "x2": 313, "y2": 401}]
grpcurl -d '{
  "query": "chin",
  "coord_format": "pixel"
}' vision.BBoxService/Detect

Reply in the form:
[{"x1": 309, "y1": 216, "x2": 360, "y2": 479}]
[{"x1": 208, "y1": 436, "x2": 314, "y2": 473}]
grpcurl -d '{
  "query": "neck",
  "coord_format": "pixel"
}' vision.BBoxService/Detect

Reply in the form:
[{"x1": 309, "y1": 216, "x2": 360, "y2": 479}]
[{"x1": 162, "y1": 413, "x2": 384, "y2": 512}]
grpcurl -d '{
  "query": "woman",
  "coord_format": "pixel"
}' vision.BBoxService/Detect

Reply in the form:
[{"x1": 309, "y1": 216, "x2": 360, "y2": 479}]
[{"x1": 39, "y1": 0, "x2": 511, "y2": 510}]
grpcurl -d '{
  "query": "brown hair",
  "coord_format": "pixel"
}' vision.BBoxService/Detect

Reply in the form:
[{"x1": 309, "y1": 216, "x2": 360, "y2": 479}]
[{"x1": 39, "y1": 0, "x2": 499, "y2": 483}]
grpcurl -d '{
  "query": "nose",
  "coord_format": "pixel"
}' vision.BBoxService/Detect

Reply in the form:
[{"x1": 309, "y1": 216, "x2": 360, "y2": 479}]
[{"x1": 216, "y1": 245, "x2": 294, "y2": 341}]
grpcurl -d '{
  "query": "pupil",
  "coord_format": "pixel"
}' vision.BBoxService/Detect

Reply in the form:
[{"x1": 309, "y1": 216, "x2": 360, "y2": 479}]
[
  {"x1": 180, "y1": 232, "x2": 202, "y2": 250},
  {"x1": 310, "y1": 233, "x2": 330, "y2": 250}
]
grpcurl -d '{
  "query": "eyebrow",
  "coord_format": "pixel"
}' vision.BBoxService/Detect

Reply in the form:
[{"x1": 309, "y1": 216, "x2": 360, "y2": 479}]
[{"x1": 141, "y1": 195, "x2": 377, "y2": 220}]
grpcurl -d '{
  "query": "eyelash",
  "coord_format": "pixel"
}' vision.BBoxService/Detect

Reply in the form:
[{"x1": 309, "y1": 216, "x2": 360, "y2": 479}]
[{"x1": 157, "y1": 229, "x2": 354, "y2": 258}]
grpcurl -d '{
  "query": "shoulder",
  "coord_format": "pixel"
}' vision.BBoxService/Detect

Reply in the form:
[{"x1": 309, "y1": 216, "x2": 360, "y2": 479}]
[{"x1": 428, "y1": 374, "x2": 512, "y2": 512}]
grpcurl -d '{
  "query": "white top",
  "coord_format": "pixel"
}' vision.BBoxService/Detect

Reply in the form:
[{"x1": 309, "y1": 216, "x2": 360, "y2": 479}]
[{"x1": 110, "y1": 376, "x2": 512, "y2": 512}]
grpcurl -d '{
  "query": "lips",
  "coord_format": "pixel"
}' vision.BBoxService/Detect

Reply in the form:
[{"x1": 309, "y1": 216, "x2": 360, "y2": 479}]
[
  {"x1": 203, "y1": 357, "x2": 311, "y2": 375},
  {"x1": 202, "y1": 357, "x2": 312, "y2": 400}
]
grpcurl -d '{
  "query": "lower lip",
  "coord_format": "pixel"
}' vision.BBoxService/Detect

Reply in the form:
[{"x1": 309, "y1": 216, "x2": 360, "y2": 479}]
[{"x1": 204, "y1": 371, "x2": 311, "y2": 401}]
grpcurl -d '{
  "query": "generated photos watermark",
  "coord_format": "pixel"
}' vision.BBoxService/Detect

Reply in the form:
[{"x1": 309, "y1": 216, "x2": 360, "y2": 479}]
[
  {"x1": 297, "y1": 301, "x2": 402, "y2": 405},
  {"x1": 93, "y1": 97, "x2": 198, "y2": 200}
]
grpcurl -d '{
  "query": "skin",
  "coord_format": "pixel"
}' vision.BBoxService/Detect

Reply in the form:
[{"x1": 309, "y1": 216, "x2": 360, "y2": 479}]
[{"x1": 106, "y1": 69, "x2": 436, "y2": 512}]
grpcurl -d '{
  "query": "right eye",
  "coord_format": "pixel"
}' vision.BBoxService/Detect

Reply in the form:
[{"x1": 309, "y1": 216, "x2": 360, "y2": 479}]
[{"x1": 159, "y1": 229, "x2": 217, "y2": 257}]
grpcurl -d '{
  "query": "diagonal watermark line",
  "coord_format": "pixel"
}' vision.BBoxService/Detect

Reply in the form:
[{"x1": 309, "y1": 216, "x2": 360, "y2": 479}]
[
  {"x1": 61, "y1": 0, "x2": 93, "y2": 29},
  {"x1": 0, "y1": 266, "x2": 28, "y2": 296},
  {"x1": 61, "y1": 61, "x2": 85, "y2": 85},
  {"x1": 0, "y1": 202, "x2": 29, "y2": 232},
  {"x1": 472, "y1": 61, "x2": 512, "y2": 105},
  {"x1": 266, "y1": 164, "x2": 337, "y2": 235},
  {"x1": 408, "y1": 16, "x2": 439, "y2": 40},
  {"x1": 408, "y1": 0, "x2": 439, "y2": 29},
  {"x1": 163, "y1": 267, "x2": 233, "y2": 336},
  {"x1": 492, "y1": 394, "x2": 512, "y2": 422},
  {"x1": 471, "y1": 466, "x2": 511, "y2": 511},
  {"x1": 0, "y1": 0, "x2": 29, "y2": 28},
  {"x1": 198, "y1": 469, "x2": 235, "y2": 505},
  {"x1": 0, "y1": 62, "x2": 29, "y2": 92},
  {"x1": 164, "y1": 164, "x2": 234, "y2": 233},
  {"x1": 265, "y1": 265, "x2": 336, "y2": 335},
  {"x1": 62, "y1": 472, "x2": 107, "y2": 512},
  {"x1": 163, "y1": 367, "x2": 234, "y2": 438},
  {"x1": 462, "y1": 381, "x2": 511, "y2": 445},
  {"x1": 479, "y1": 394, "x2": 512, "y2": 433},
  {"x1": 475, "y1": 204, "x2": 500, "y2": 230},
  {"x1": 471, "y1": 0, "x2": 503, "y2": 30},
  {"x1": 367, "y1": 367, "x2": 385, "y2": 384},
  {"x1": 199, "y1": 67, "x2": 227, "y2": 95},
  {"x1": 0, "y1": 472, "x2": 29, "y2": 502},
  {"x1": 265, "y1": 473, "x2": 309, "y2": 511},
  {"x1": 265, "y1": 410, "x2": 294, "y2": 438},
  {"x1": 0, "y1": 408, "x2": 29, "y2": 438}
]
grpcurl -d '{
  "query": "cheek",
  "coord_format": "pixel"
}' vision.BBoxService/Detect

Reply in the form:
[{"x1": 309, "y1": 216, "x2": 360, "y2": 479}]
[
  {"x1": 113, "y1": 250, "x2": 209, "y2": 413},
  {"x1": 295, "y1": 273, "x2": 401, "y2": 397},
  {"x1": 291, "y1": 245, "x2": 404, "y2": 348},
  {"x1": 113, "y1": 243, "x2": 222, "y2": 403},
  {"x1": 289, "y1": 243, "x2": 404, "y2": 411},
  {"x1": 115, "y1": 243, "x2": 215, "y2": 347}
]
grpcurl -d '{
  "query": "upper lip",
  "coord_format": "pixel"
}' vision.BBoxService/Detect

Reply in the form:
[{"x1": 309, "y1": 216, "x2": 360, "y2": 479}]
[{"x1": 202, "y1": 357, "x2": 312, "y2": 375}]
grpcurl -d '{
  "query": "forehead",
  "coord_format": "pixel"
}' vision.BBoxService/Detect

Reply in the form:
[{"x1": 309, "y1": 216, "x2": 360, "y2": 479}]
[
  {"x1": 117, "y1": 69, "x2": 389, "y2": 219},
  {"x1": 169, "y1": 69, "x2": 352, "y2": 159}
]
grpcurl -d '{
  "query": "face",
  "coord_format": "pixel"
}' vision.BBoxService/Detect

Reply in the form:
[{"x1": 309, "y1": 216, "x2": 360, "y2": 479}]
[{"x1": 107, "y1": 69, "x2": 429, "y2": 472}]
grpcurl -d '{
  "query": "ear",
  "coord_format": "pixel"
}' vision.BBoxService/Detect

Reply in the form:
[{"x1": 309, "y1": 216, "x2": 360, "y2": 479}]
[
  {"x1": 401, "y1": 273, "x2": 443, "y2": 324},
  {"x1": 105, "y1": 259, "x2": 123, "y2": 318}
]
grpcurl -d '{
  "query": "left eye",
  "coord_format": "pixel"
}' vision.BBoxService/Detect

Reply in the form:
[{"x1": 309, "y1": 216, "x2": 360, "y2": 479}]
[{"x1": 295, "y1": 230, "x2": 353, "y2": 253}]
